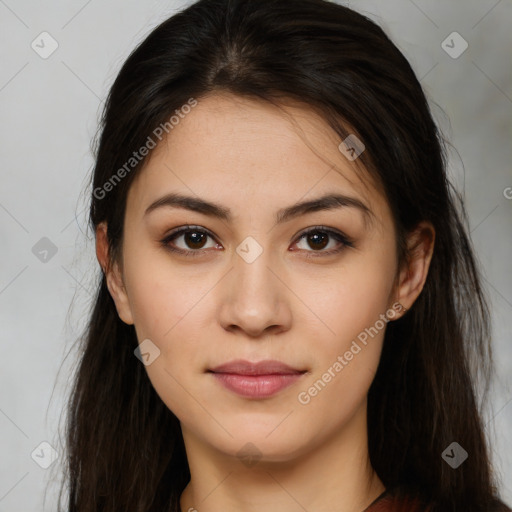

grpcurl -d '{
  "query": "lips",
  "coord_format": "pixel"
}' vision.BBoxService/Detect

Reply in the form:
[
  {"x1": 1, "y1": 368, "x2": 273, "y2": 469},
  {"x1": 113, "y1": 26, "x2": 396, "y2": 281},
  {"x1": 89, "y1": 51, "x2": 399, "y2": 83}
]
[
  {"x1": 208, "y1": 359, "x2": 306, "y2": 398},
  {"x1": 209, "y1": 359, "x2": 304, "y2": 375}
]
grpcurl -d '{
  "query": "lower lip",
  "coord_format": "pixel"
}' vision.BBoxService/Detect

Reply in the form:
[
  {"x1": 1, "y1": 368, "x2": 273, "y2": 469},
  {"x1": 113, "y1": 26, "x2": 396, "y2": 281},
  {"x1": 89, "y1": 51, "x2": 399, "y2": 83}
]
[{"x1": 211, "y1": 372, "x2": 304, "y2": 398}]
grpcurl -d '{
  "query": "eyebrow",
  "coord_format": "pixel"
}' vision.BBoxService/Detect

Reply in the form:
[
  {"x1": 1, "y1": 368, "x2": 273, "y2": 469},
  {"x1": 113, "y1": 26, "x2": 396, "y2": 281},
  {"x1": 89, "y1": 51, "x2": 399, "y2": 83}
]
[{"x1": 143, "y1": 191, "x2": 374, "y2": 228}]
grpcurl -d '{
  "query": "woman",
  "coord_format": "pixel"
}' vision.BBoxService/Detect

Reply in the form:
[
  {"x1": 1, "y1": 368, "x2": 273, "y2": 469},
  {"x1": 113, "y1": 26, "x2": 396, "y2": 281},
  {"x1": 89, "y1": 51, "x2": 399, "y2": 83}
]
[{"x1": 56, "y1": 0, "x2": 511, "y2": 511}]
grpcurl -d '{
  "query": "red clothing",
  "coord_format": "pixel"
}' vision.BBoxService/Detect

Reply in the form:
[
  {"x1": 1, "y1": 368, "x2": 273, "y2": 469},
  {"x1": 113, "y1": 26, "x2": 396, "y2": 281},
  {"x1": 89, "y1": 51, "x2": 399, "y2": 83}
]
[
  {"x1": 364, "y1": 489, "x2": 423, "y2": 512},
  {"x1": 365, "y1": 496, "x2": 403, "y2": 511},
  {"x1": 364, "y1": 489, "x2": 512, "y2": 512}
]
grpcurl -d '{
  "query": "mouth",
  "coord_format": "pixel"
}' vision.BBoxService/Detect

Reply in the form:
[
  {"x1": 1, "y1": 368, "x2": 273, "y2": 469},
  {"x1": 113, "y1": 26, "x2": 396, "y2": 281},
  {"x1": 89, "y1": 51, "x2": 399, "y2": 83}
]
[{"x1": 207, "y1": 359, "x2": 307, "y2": 398}]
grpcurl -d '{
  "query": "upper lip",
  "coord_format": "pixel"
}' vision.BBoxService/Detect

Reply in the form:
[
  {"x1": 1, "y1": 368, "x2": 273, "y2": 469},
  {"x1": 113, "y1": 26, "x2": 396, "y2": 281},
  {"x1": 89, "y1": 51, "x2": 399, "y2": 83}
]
[{"x1": 209, "y1": 359, "x2": 305, "y2": 375}]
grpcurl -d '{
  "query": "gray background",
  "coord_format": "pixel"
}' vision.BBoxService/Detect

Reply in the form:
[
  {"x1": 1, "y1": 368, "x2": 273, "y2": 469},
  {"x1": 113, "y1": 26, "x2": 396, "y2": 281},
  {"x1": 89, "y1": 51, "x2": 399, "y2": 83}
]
[{"x1": 0, "y1": 0, "x2": 511, "y2": 510}]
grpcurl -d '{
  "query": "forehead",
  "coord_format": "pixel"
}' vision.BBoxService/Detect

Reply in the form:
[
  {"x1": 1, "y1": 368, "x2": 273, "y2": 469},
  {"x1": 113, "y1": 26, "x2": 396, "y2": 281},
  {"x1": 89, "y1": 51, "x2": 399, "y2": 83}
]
[{"x1": 126, "y1": 93, "x2": 388, "y2": 227}]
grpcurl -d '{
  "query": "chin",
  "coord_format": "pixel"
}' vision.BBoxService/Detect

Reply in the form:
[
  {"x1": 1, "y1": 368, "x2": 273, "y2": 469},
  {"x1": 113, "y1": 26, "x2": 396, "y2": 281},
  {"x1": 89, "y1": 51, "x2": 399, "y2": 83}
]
[{"x1": 203, "y1": 421, "x2": 315, "y2": 465}]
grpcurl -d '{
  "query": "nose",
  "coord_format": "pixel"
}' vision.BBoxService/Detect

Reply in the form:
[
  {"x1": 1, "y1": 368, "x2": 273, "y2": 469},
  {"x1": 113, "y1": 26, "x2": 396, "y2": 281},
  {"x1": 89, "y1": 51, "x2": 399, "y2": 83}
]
[{"x1": 218, "y1": 243, "x2": 292, "y2": 338}]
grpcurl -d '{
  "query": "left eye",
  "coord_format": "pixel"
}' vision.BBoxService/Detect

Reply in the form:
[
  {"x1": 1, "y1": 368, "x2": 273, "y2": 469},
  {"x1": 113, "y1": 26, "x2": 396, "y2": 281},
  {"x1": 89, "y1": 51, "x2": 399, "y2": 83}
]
[
  {"x1": 294, "y1": 228, "x2": 352, "y2": 255},
  {"x1": 161, "y1": 226, "x2": 353, "y2": 257}
]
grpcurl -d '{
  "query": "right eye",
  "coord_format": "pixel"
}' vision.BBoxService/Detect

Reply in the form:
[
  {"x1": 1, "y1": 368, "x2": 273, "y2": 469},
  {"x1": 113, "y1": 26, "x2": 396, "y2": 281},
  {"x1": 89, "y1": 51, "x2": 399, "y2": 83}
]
[{"x1": 160, "y1": 226, "x2": 222, "y2": 257}]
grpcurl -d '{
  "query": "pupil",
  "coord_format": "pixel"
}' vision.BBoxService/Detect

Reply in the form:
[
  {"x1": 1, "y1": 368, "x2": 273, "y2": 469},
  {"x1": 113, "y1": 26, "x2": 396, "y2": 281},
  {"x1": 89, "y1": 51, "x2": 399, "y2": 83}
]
[
  {"x1": 186, "y1": 232, "x2": 206, "y2": 249},
  {"x1": 309, "y1": 232, "x2": 328, "y2": 250}
]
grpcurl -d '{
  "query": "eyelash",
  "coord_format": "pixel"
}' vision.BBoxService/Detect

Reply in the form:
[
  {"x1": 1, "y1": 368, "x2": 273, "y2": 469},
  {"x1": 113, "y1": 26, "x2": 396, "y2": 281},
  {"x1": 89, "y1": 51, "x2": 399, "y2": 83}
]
[{"x1": 160, "y1": 225, "x2": 354, "y2": 259}]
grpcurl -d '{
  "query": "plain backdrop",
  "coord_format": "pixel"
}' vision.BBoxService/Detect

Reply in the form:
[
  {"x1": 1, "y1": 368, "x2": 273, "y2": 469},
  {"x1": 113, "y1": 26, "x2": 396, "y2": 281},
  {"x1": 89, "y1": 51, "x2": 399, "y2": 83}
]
[{"x1": 0, "y1": 0, "x2": 511, "y2": 510}]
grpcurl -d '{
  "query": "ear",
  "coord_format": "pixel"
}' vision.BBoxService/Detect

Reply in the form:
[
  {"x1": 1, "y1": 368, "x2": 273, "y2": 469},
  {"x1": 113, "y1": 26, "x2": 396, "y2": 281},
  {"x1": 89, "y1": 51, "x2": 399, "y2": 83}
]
[
  {"x1": 95, "y1": 222, "x2": 135, "y2": 325},
  {"x1": 392, "y1": 221, "x2": 435, "y2": 318}
]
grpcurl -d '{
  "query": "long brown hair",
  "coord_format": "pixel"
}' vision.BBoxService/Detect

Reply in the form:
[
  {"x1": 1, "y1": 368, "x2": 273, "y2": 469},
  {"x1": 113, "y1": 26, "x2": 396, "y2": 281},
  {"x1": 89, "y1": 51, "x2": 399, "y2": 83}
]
[{"x1": 54, "y1": 1, "x2": 510, "y2": 510}]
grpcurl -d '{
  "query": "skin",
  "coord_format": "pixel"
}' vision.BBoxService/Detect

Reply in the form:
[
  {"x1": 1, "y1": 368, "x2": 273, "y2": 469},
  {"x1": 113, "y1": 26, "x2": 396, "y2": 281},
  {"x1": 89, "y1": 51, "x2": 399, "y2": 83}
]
[{"x1": 96, "y1": 93, "x2": 435, "y2": 512}]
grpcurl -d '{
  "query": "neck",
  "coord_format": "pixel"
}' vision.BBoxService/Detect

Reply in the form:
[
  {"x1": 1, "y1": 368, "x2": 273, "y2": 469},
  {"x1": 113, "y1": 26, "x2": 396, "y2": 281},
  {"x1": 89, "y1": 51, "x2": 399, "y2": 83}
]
[{"x1": 179, "y1": 403, "x2": 385, "y2": 512}]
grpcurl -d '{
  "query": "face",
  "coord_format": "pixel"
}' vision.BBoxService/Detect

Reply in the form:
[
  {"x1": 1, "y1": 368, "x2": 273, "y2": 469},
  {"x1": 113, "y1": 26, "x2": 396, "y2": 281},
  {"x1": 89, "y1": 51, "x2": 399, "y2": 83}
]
[{"x1": 98, "y1": 93, "x2": 429, "y2": 464}]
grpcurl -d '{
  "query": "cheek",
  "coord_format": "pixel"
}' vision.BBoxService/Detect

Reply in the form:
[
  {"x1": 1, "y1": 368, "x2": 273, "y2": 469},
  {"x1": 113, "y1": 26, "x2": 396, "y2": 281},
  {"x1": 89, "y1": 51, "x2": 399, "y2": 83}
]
[
  {"x1": 122, "y1": 245, "x2": 214, "y2": 415},
  {"x1": 124, "y1": 242, "x2": 211, "y2": 340},
  {"x1": 295, "y1": 298, "x2": 388, "y2": 433},
  {"x1": 294, "y1": 245, "x2": 396, "y2": 345}
]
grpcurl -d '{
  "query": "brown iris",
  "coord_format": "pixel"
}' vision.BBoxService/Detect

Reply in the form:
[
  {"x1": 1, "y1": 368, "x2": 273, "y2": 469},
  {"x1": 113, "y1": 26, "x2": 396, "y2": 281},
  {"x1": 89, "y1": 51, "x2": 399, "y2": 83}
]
[
  {"x1": 306, "y1": 232, "x2": 329, "y2": 250},
  {"x1": 184, "y1": 231, "x2": 208, "y2": 249}
]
